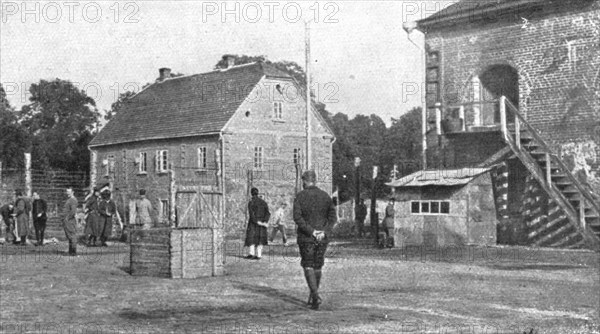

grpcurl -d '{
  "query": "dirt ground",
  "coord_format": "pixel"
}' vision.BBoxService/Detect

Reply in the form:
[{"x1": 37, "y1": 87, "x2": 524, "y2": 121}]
[{"x1": 0, "y1": 239, "x2": 598, "y2": 334}]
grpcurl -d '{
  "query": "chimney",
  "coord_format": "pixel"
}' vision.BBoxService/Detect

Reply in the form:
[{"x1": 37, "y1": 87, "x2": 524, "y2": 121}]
[
  {"x1": 223, "y1": 55, "x2": 235, "y2": 69},
  {"x1": 158, "y1": 67, "x2": 171, "y2": 81}
]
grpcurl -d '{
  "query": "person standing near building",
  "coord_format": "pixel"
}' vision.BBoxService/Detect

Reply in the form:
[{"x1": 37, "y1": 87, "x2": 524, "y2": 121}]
[
  {"x1": 63, "y1": 187, "x2": 79, "y2": 256},
  {"x1": 135, "y1": 189, "x2": 153, "y2": 229},
  {"x1": 355, "y1": 198, "x2": 367, "y2": 238},
  {"x1": 84, "y1": 187, "x2": 101, "y2": 247},
  {"x1": 269, "y1": 202, "x2": 289, "y2": 246},
  {"x1": 382, "y1": 198, "x2": 395, "y2": 246},
  {"x1": 32, "y1": 192, "x2": 47, "y2": 246},
  {"x1": 0, "y1": 203, "x2": 15, "y2": 243},
  {"x1": 14, "y1": 190, "x2": 31, "y2": 246},
  {"x1": 244, "y1": 187, "x2": 270, "y2": 260},
  {"x1": 98, "y1": 189, "x2": 119, "y2": 247},
  {"x1": 294, "y1": 170, "x2": 337, "y2": 310}
]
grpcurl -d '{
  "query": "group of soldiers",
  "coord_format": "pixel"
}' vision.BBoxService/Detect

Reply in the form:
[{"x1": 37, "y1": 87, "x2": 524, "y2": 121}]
[
  {"x1": 0, "y1": 190, "x2": 48, "y2": 246},
  {"x1": 0, "y1": 185, "x2": 145, "y2": 256}
]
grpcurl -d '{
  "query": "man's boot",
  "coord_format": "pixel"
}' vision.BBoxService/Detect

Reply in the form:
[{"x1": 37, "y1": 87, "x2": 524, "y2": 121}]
[
  {"x1": 303, "y1": 267, "x2": 320, "y2": 310},
  {"x1": 40, "y1": 230, "x2": 45, "y2": 246},
  {"x1": 35, "y1": 229, "x2": 40, "y2": 246},
  {"x1": 20, "y1": 236, "x2": 26, "y2": 246}
]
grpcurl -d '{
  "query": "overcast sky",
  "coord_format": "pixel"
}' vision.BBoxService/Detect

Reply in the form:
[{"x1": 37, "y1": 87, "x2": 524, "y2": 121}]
[{"x1": 1, "y1": 1, "x2": 455, "y2": 125}]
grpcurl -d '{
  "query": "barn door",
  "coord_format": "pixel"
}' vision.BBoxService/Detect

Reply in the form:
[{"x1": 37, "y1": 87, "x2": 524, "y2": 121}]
[{"x1": 176, "y1": 191, "x2": 200, "y2": 228}]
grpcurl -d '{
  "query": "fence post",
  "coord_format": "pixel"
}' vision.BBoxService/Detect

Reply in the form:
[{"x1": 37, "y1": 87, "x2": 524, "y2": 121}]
[
  {"x1": 459, "y1": 106, "x2": 465, "y2": 131},
  {"x1": 90, "y1": 150, "x2": 98, "y2": 188},
  {"x1": 24, "y1": 153, "x2": 32, "y2": 197},
  {"x1": 435, "y1": 103, "x2": 442, "y2": 135},
  {"x1": 499, "y1": 96, "x2": 507, "y2": 140}
]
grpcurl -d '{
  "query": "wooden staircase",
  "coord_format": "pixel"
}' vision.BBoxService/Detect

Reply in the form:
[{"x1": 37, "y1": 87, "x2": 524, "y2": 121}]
[{"x1": 498, "y1": 96, "x2": 600, "y2": 249}]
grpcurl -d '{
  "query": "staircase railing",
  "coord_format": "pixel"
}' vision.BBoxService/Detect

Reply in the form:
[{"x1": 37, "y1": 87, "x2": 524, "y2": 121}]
[{"x1": 498, "y1": 96, "x2": 600, "y2": 246}]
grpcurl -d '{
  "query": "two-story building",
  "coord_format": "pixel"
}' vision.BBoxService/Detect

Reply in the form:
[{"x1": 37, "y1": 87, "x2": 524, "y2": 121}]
[
  {"x1": 89, "y1": 59, "x2": 334, "y2": 237},
  {"x1": 391, "y1": 0, "x2": 600, "y2": 249}
]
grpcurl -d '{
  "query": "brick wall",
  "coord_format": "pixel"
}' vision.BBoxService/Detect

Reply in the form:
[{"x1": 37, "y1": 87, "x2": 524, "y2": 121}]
[{"x1": 425, "y1": 1, "x2": 600, "y2": 189}]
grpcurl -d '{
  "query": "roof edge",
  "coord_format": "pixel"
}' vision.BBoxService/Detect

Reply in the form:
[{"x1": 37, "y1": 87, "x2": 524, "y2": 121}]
[{"x1": 89, "y1": 131, "x2": 221, "y2": 149}]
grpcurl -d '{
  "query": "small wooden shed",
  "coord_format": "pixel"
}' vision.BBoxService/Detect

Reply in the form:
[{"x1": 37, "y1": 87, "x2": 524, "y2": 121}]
[
  {"x1": 386, "y1": 167, "x2": 498, "y2": 247},
  {"x1": 129, "y1": 187, "x2": 224, "y2": 278}
]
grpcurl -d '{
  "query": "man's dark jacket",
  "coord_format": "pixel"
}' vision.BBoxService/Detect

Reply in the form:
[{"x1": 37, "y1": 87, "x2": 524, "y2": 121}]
[
  {"x1": 33, "y1": 199, "x2": 48, "y2": 222},
  {"x1": 293, "y1": 185, "x2": 337, "y2": 243}
]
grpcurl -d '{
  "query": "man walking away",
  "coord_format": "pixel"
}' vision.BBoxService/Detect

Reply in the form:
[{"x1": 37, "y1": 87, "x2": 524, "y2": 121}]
[
  {"x1": 294, "y1": 170, "x2": 337, "y2": 310},
  {"x1": 0, "y1": 203, "x2": 15, "y2": 243},
  {"x1": 136, "y1": 189, "x2": 153, "y2": 229},
  {"x1": 14, "y1": 190, "x2": 31, "y2": 246},
  {"x1": 244, "y1": 187, "x2": 270, "y2": 260},
  {"x1": 63, "y1": 187, "x2": 79, "y2": 256},
  {"x1": 269, "y1": 202, "x2": 289, "y2": 246},
  {"x1": 32, "y1": 192, "x2": 48, "y2": 246}
]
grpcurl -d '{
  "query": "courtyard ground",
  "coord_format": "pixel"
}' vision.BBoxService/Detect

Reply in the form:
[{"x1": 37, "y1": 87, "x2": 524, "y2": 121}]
[{"x1": 0, "y1": 239, "x2": 598, "y2": 333}]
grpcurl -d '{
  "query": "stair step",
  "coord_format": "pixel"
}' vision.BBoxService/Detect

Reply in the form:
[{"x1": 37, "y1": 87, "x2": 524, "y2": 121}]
[
  {"x1": 566, "y1": 239, "x2": 586, "y2": 249},
  {"x1": 528, "y1": 215, "x2": 568, "y2": 239},
  {"x1": 548, "y1": 231, "x2": 583, "y2": 248},
  {"x1": 530, "y1": 150, "x2": 547, "y2": 156},
  {"x1": 561, "y1": 186, "x2": 579, "y2": 194},
  {"x1": 534, "y1": 223, "x2": 573, "y2": 246}
]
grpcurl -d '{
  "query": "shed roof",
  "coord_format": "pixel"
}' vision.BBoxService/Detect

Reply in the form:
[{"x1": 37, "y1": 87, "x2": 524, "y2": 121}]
[
  {"x1": 386, "y1": 167, "x2": 493, "y2": 188},
  {"x1": 89, "y1": 62, "x2": 292, "y2": 147}
]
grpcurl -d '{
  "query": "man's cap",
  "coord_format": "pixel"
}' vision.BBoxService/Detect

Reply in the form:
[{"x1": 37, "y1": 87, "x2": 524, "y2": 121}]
[
  {"x1": 301, "y1": 170, "x2": 317, "y2": 182},
  {"x1": 140, "y1": 189, "x2": 146, "y2": 196}
]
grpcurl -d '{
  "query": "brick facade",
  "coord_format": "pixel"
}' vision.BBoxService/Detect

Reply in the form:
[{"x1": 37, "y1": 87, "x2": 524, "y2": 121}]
[{"x1": 423, "y1": 1, "x2": 600, "y2": 191}]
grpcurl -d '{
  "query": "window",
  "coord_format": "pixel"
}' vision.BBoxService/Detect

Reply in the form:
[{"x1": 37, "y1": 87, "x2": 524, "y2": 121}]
[
  {"x1": 293, "y1": 148, "x2": 302, "y2": 166},
  {"x1": 105, "y1": 155, "x2": 115, "y2": 176},
  {"x1": 197, "y1": 147, "x2": 207, "y2": 169},
  {"x1": 139, "y1": 152, "x2": 147, "y2": 173},
  {"x1": 411, "y1": 200, "x2": 450, "y2": 215},
  {"x1": 273, "y1": 102, "x2": 283, "y2": 119},
  {"x1": 160, "y1": 200, "x2": 169, "y2": 221},
  {"x1": 156, "y1": 150, "x2": 168, "y2": 173},
  {"x1": 181, "y1": 144, "x2": 186, "y2": 167},
  {"x1": 254, "y1": 146, "x2": 263, "y2": 169},
  {"x1": 411, "y1": 201, "x2": 420, "y2": 213}
]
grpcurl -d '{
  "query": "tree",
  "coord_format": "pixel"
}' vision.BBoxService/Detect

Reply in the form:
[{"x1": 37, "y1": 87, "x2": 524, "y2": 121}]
[
  {"x1": 381, "y1": 107, "x2": 422, "y2": 179},
  {"x1": 0, "y1": 84, "x2": 31, "y2": 169},
  {"x1": 18, "y1": 79, "x2": 100, "y2": 171}
]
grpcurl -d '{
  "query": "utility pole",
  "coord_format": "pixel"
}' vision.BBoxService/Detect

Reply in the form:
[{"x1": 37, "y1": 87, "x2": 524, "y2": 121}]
[
  {"x1": 305, "y1": 20, "x2": 312, "y2": 171},
  {"x1": 354, "y1": 157, "x2": 361, "y2": 211}
]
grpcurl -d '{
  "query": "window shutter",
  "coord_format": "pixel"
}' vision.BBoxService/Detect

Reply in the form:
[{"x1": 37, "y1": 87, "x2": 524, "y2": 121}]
[{"x1": 155, "y1": 150, "x2": 160, "y2": 173}]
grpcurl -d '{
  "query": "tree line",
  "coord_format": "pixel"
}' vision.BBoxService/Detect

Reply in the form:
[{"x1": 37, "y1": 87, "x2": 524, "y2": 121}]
[{"x1": 0, "y1": 55, "x2": 422, "y2": 200}]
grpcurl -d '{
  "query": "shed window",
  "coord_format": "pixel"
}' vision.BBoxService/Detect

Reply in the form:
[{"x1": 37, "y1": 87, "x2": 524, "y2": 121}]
[
  {"x1": 411, "y1": 201, "x2": 420, "y2": 213},
  {"x1": 411, "y1": 200, "x2": 450, "y2": 215},
  {"x1": 441, "y1": 201, "x2": 450, "y2": 214},
  {"x1": 156, "y1": 150, "x2": 169, "y2": 173},
  {"x1": 273, "y1": 102, "x2": 283, "y2": 119},
  {"x1": 421, "y1": 202, "x2": 430, "y2": 213},
  {"x1": 139, "y1": 152, "x2": 147, "y2": 173},
  {"x1": 254, "y1": 146, "x2": 263, "y2": 169}
]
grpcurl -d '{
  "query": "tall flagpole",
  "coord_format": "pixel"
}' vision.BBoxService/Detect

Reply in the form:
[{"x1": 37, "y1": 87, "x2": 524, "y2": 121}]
[{"x1": 305, "y1": 20, "x2": 312, "y2": 171}]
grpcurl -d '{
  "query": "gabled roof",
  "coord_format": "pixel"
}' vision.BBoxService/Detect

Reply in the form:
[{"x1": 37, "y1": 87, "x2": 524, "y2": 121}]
[
  {"x1": 386, "y1": 167, "x2": 493, "y2": 188},
  {"x1": 89, "y1": 62, "x2": 292, "y2": 147},
  {"x1": 416, "y1": 0, "x2": 548, "y2": 31}
]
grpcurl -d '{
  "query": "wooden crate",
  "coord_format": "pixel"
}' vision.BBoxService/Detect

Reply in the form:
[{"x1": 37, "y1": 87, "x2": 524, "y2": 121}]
[{"x1": 130, "y1": 227, "x2": 224, "y2": 278}]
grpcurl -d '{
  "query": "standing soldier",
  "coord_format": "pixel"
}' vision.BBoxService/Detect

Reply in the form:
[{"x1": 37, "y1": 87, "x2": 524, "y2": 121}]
[
  {"x1": 244, "y1": 187, "x2": 270, "y2": 260},
  {"x1": 84, "y1": 187, "x2": 101, "y2": 247},
  {"x1": 98, "y1": 189, "x2": 120, "y2": 247},
  {"x1": 32, "y1": 192, "x2": 48, "y2": 246},
  {"x1": 355, "y1": 198, "x2": 367, "y2": 238},
  {"x1": 293, "y1": 170, "x2": 337, "y2": 310},
  {"x1": 0, "y1": 203, "x2": 15, "y2": 243},
  {"x1": 382, "y1": 198, "x2": 395, "y2": 245},
  {"x1": 135, "y1": 189, "x2": 153, "y2": 229},
  {"x1": 14, "y1": 190, "x2": 31, "y2": 246},
  {"x1": 63, "y1": 187, "x2": 79, "y2": 256},
  {"x1": 269, "y1": 202, "x2": 289, "y2": 246}
]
